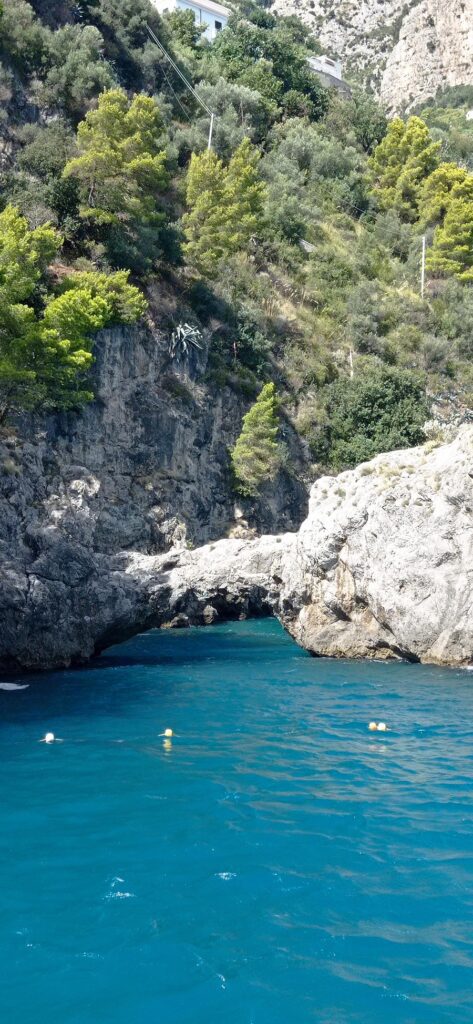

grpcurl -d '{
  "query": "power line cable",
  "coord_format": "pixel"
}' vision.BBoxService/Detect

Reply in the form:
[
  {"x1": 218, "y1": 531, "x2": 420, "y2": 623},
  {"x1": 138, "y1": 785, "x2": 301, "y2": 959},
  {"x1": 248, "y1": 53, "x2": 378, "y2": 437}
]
[
  {"x1": 160, "y1": 63, "x2": 194, "y2": 123},
  {"x1": 146, "y1": 23, "x2": 215, "y2": 146}
]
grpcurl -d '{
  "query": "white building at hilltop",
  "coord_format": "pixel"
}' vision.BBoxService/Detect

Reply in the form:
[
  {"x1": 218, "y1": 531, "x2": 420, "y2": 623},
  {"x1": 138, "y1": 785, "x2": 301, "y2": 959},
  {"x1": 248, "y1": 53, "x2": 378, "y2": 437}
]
[
  {"x1": 151, "y1": 0, "x2": 230, "y2": 42},
  {"x1": 307, "y1": 54, "x2": 351, "y2": 95}
]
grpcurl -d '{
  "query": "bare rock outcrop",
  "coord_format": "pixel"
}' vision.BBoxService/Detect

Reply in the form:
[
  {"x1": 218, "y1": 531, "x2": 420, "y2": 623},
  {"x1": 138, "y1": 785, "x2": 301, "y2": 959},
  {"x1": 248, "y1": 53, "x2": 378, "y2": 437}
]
[
  {"x1": 270, "y1": 0, "x2": 473, "y2": 113},
  {"x1": 0, "y1": 320, "x2": 307, "y2": 673},
  {"x1": 277, "y1": 427, "x2": 473, "y2": 664},
  {"x1": 382, "y1": 1, "x2": 473, "y2": 113}
]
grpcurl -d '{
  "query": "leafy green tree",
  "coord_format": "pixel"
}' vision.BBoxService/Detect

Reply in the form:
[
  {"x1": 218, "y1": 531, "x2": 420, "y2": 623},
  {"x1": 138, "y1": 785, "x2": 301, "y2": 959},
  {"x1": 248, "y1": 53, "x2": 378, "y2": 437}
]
[
  {"x1": 0, "y1": 204, "x2": 59, "y2": 303},
  {"x1": 58, "y1": 269, "x2": 148, "y2": 323},
  {"x1": 231, "y1": 382, "x2": 281, "y2": 494},
  {"x1": 320, "y1": 89, "x2": 387, "y2": 155},
  {"x1": 163, "y1": 9, "x2": 205, "y2": 49},
  {"x1": 81, "y1": 0, "x2": 168, "y2": 92},
  {"x1": 369, "y1": 117, "x2": 440, "y2": 221},
  {"x1": 0, "y1": 0, "x2": 49, "y2": 75},
  {"x1": 174, "y1": 78, "x2": 275, "y2": 159},
  {"x1": 0, "y1": 205, "x2": 77, "y2": 420},
  {"x1": 427, "y1": 198, "x2": 473, "y2": 282},
  {"x1": 209, "y1": 15, "x2": 328, "y2": 123},
  {"x1": 41, "y1": 24, "x2": 115, "y2": 119},
  {"x1": 311, "y1": 363, "x2": 429, "y2": 469},
  {"x1": 418, "y1": 163, "x2": 473, "y2": 227},
  {"x1": 63, "y1": 88, "x2": 170, "y2": 272},
  {"x1": 350, "y1": 89, "x2": 388, "y2": 154}
]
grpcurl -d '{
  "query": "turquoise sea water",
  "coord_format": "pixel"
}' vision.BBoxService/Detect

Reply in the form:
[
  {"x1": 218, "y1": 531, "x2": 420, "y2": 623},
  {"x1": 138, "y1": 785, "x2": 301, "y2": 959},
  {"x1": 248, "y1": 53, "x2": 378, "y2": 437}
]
[{"x1": 1, "y1": 619, "x2": 473, "y2": 1024}]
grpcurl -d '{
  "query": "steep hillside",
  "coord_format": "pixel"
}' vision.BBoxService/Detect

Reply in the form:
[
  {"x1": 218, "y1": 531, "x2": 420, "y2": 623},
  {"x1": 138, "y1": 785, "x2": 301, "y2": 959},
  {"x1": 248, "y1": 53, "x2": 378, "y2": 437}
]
[
  {"x1": 1, "y1": 0, "x2": 473, "y2": 672},
  {"x1": 270, "y1": 0, "x2": 473, "y2": 112}
]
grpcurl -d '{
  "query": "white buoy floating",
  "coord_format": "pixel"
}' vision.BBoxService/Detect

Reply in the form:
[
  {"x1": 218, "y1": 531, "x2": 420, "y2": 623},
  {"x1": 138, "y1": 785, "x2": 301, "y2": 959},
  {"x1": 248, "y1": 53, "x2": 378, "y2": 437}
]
[
  {"x1": 159, "y1": 727, "x2": 174, "y2": 750},
  {"x1": 41, "y1": 732, "x2": 55, "y2": 744}
]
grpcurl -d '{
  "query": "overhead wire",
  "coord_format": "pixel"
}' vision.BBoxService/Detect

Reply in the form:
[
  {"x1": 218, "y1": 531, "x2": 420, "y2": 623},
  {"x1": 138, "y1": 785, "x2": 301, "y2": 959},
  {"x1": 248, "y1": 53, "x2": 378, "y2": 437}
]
[{"x1": 146, "y1": 23, "x2": 214, "y2": 118}]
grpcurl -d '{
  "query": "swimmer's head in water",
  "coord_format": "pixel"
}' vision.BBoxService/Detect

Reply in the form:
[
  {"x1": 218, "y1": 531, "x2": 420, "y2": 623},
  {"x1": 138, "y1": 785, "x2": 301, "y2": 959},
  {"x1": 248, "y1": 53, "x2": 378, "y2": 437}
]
[
  {"x1": 368, "y1": 722, "x2": 378, "y2": 731},
  {"x1": 44, "y1": 732, "x2": 55, "y2": 743}
]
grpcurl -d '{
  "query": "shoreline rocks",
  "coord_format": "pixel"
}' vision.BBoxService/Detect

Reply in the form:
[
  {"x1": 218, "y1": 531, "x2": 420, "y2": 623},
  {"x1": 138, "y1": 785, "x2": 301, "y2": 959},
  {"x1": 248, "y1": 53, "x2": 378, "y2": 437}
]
[{"x1": 1, "y1": 427, "x2": 472, "y2": 673}]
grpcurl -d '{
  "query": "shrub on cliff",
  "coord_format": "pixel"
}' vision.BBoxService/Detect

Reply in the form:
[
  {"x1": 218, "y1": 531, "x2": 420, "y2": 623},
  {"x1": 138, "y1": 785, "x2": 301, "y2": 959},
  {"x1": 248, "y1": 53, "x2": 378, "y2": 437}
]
[{"x1": 310, "y1": 363, "x2": 429, "y2": 469}]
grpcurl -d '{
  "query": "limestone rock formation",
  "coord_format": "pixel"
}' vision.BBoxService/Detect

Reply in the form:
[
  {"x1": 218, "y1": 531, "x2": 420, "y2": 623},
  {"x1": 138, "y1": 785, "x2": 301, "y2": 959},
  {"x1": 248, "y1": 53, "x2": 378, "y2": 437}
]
[
  {"x1": 270, "y1": 0, "x2": 473, "y2": 113},
  {"x1": 278, "y1": 426, "x2": 473, "y2": 664},
  {"x1": 161, "y1": 426, "x2": 473, "y2": 667},
  {"x1": 1, "y1": 421, "x2": 472, "y2": 672},
  {"x1": 382, "y1": 1, "x2": 473, "y2": 113},
  {"x1": 0, "y1": 320, "x2": 307, "y2": 673}
]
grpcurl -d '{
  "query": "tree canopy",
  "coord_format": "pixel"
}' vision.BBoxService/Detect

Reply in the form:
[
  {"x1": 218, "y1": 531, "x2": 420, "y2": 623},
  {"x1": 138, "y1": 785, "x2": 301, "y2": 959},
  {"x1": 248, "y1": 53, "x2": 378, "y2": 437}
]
[
  {"x1": 369, "y1": 117, "x2": 441, "y2": 221},
  {"x1": 63, "y1": 88, "x2": 170, "y2": 272},
  {"x1": 183, "y1": 138, "x2": 266, "y2": 276}
]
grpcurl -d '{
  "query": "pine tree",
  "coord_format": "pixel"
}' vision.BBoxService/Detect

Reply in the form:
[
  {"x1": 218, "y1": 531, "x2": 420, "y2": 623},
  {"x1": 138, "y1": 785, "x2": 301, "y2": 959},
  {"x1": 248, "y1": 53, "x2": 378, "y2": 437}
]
[
  {"x1": 427, "y1": 198, "x2": 473, "y2": 282},
  {"x1": 0, "y1": 205, "x2": 146, "y2": 422},
  {"x1": 419, "y1": 163, "x2": 473, "y2": 228},
  {"x1": 182, "y1": 150, "x2": 228, "y2": 277},
  {"x1": 231, "y1": 382, "x2": 281, "y2": 495},
  {"x1": 63, "y1": 88, "x2": 169, "y2": 271},
  {"x1": 182, "y1": 139, "x2": 266, "y2": 277},
  {"x1": 369, "y1": 116, "x2": 440, "y2": 222},
  {"x1": 224, "y1": 137, "x2": 266, "y2": 253}
]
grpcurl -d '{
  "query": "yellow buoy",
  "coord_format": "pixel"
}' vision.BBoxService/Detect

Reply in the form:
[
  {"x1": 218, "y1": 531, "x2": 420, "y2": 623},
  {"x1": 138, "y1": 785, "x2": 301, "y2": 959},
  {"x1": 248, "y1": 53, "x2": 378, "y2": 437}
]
[
  {"x1": 368, "y1": 722, "x2": 378, "y2": 731},
  {"x1": 164, "y1": 728, "x2": 173, "y2": 738}
]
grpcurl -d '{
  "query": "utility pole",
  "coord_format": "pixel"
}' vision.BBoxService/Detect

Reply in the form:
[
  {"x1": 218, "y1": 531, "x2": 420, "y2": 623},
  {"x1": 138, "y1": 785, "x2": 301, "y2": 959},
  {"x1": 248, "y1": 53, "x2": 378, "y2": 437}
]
[
  {"x1": 208, "y1": 112, "x2": 214, "y2": 151},
  {"x1": 421, "y1": 234, "x2": 426, "y2": 300}
]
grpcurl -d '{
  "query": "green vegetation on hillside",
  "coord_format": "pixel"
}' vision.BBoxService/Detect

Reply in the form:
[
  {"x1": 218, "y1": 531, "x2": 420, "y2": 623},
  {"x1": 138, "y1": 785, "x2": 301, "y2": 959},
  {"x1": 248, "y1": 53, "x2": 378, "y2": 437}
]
[
  {"x1": 1, "y1": 0, "x2": 473, "y2": 486},
  {"x1": 0, "y1": 205, "x2": 146, "y2": 422}
]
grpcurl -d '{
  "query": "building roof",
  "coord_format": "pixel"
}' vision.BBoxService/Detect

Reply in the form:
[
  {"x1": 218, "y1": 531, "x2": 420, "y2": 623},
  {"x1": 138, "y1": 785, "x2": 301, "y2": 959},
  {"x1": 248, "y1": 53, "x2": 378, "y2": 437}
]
[{"x1": 183, "y1": 0, "x2": 230, "y2": 16}]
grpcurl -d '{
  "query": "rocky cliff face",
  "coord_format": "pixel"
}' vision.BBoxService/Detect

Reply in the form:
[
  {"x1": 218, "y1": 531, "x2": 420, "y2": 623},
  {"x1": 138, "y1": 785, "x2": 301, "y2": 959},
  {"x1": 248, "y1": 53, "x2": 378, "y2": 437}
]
[
  {"x1": 2, "y1": 418, "x2": 472, "y2": 672},
  {"x1": 270, "y1": 0, "x2": 473, "y2": 112},
  {"x1": 160, "y1": 426, "x2": 473, "y2": 667},
  {"x1": 0, "y1": 319, "x2": 307, "y2": 672}
]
